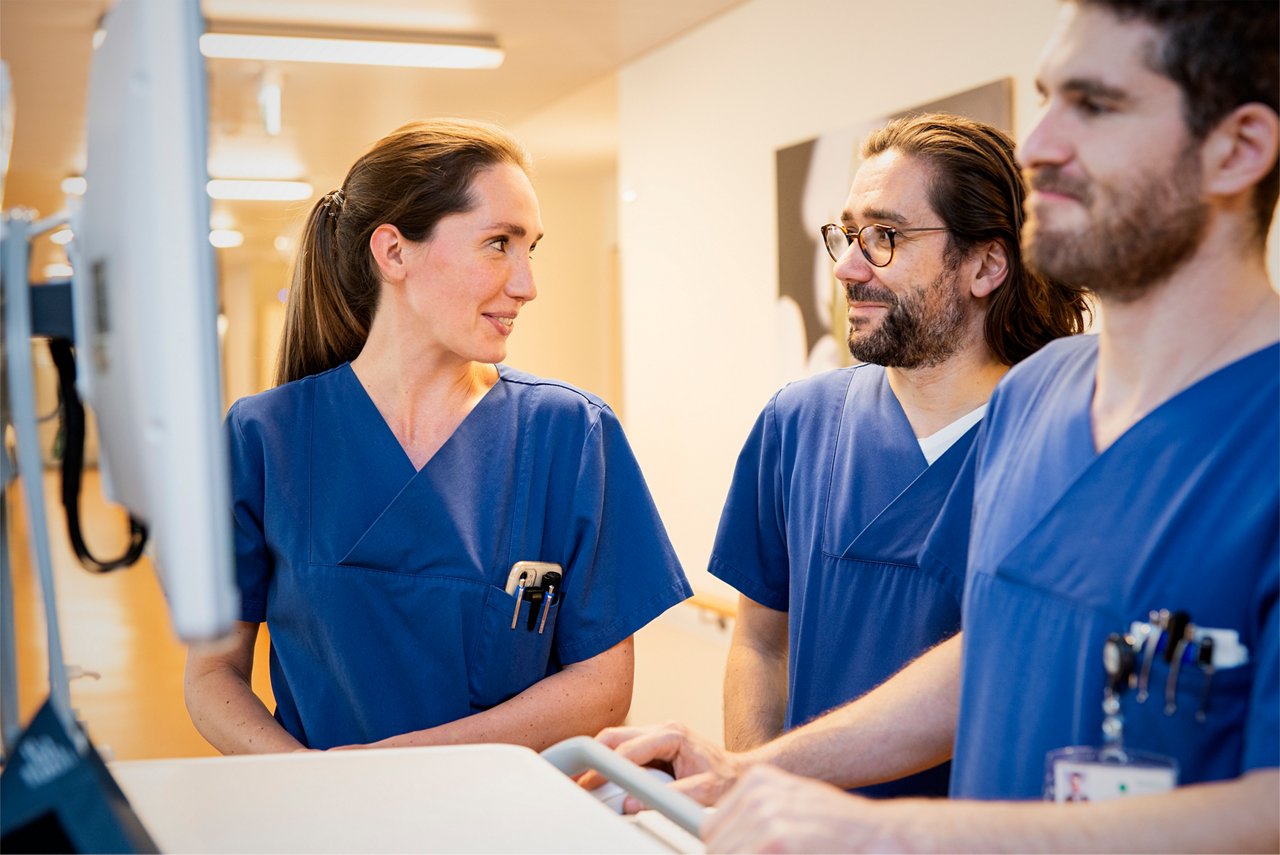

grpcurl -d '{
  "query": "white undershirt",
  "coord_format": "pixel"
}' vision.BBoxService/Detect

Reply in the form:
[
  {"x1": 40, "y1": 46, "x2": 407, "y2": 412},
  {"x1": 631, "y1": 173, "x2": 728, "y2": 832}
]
[{"x1": 917, "y1": 404, "x2": 987, "y2": 465}]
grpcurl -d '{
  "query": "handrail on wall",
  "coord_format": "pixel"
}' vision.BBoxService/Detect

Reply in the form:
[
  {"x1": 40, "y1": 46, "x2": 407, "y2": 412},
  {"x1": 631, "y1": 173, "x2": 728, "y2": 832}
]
[{"x1": 686, "y1": 591, "x2": 737, "y2": 624}]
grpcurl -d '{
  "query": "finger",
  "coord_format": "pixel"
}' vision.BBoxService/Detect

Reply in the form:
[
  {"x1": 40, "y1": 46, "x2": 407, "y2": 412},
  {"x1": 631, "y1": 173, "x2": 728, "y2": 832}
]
[
  {"x1": 577, "y1": 769, "x2": 609, "y2": 791},
  {"x1": 609, "y1": 729, "x2": 692, "y2": 771},
  {"x1": 593, "y1": 725, "x2": 649, "y2": 749},
  {"x1": 619, "y1": 769, "x2": 721, "y2": 815},
  {"x1": 702, "y1": 797, "x2": 755, "y2": 853},
  {"x1": 669, "y1": 771, "x2": 732, "y2": 807}
]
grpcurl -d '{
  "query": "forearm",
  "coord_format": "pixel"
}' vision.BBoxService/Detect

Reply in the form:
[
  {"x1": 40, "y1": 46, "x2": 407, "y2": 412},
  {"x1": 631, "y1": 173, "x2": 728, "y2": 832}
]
[
  {"x1": 724, "y1": 644, "x2": 788, "y2": 750},
  {"x1": 896, "y1": 769, "x2": 1279, "y2": 853},
  {"x1": 184, "y1": 659, "x2": 302, "y2": 755},
  {"x1": 723, "y1": 613, "x2": 789, "y2": 751},
  {"x1": 750, "y1": 633, "x2": 961, "y2": 788},
  {"x1": 370, "y1": 638, "x2": 634, "y2": 752}
]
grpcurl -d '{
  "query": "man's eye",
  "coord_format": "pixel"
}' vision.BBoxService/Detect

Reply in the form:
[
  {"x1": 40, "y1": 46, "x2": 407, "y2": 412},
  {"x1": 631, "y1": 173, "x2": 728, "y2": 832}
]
[
  {"x1": 490, "y1": 238, "x2": 508, "y2": 251},
  {"x1": 1077, "y1": 96, "x2": 1110, "y2": 117}
]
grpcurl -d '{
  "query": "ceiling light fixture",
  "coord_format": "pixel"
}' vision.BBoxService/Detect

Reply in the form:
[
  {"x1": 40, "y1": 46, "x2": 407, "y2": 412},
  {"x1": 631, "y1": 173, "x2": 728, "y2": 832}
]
[
  {"x1": 209, "y1": 229, "x2": 245, "y2": 249},
  {"x1": 199, "y1": 22, "x2": 504, "y2": 70},
  {"x1": 61, "y1": 176, "x2": 88, "y2": 196},
  {"x1": 207, "y1": 178, "x2": 313, "y2": 201}
]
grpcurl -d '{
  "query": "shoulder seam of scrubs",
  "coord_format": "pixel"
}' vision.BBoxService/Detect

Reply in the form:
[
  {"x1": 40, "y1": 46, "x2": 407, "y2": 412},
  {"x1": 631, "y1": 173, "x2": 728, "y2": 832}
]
[{"x1": 495, "y1": 365, "x2": 608, "y2": 411}]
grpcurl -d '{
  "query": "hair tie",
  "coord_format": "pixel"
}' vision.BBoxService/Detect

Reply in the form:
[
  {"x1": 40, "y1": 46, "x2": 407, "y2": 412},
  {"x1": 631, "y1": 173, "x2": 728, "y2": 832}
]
[{"x1": 323, "y1": 189, "x2": 346, "y2": 218}]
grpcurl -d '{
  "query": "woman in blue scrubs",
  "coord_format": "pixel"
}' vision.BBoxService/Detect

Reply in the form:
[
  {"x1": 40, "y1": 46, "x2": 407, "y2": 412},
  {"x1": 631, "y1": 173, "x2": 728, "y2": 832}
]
[{"x1": 184, "y1": 120, "x2": 691, "y2": 752}]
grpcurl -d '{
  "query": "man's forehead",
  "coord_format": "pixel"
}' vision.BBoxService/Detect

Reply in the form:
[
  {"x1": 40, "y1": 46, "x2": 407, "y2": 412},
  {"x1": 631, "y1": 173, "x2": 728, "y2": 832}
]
[
  {"x1": 843, "y1": 150, "x2": 934, "y2": 223},
  {"x1": 1037, "y1": 3, "x2": 1166, "y2": 94}
]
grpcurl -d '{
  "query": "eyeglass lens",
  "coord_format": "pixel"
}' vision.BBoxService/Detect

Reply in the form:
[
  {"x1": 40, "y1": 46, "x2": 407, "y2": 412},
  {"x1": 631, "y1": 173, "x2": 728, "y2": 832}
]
[{"x1": 822, "y1": 224, "x2": 895, "y2": 267}]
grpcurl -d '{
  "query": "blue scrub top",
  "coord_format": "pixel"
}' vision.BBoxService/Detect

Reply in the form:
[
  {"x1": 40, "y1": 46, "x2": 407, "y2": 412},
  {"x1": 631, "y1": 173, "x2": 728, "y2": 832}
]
[
  {"x1": 227, "y1": 363, "x2": 692, "y2": 749},
  {"x1": 928, "y1": 336, "x2": 1279, "y2": 799},
  {"x1": 710, "y1": 365, "x2": 974, "y2": 798}
]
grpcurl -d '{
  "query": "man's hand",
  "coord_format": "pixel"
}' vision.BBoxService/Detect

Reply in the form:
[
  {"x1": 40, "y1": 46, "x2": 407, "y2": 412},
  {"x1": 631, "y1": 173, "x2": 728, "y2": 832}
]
[
  {"x1": 579, "y1": 722, "x2": 752, "y2": 812},
  {"x1": 702, "y1": 765, "x2": 909, "y2": 854}
]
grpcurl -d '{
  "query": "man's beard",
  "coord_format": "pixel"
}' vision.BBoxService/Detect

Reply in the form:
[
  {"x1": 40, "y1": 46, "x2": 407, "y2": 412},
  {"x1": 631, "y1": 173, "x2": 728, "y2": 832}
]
[
  {"x1": 1024, "y1": 144, "x2": 1208, "y2": 303},
  {"x1": 846, "y1": 261, "x2": 968, "y2": 369}
]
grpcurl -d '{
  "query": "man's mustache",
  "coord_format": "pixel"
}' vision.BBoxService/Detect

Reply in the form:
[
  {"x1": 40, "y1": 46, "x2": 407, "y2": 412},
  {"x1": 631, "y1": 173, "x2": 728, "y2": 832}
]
[
  {"x1": 846, "y1": 283, "x2": 898, "y2": 305},
  {"x1": 1028, "y1": 166, "x2": 1092, "y2": 205}
]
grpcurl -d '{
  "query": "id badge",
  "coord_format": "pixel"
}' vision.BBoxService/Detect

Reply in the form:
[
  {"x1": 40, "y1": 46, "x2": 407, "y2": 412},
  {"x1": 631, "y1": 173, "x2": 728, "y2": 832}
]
[{"x1": 1045, "y1": 746, "x2": 1177, "y2": 803}]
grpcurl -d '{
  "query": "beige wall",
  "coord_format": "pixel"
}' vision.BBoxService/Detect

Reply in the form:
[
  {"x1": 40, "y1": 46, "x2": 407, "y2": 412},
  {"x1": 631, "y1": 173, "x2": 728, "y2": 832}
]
[{"x1": 501, "y1": 162, "x2": 623, "y2": 411}]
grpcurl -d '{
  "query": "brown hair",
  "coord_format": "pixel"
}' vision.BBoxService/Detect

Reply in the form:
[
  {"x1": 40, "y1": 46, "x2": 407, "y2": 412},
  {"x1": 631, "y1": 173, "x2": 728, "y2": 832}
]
[
  {"x1": 862, "y1": 113, "x2": 1091, "y2": 365},
  {"x1": 275, "y1": 119, "x2": 532, "y2": 385},
  {"x1": 1074, "y1": 0, "x2": 1278, "y2": 239}
]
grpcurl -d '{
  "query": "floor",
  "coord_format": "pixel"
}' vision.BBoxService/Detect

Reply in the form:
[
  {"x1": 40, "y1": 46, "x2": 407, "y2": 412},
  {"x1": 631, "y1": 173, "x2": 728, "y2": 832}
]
[{"x1": 5, "y1": 468, "x2": 272, "y2": 761}]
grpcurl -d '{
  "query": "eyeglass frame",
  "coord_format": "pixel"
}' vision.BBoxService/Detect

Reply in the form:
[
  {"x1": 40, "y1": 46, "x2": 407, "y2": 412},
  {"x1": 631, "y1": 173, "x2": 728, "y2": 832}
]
[{"x1": 819, "y1": 222, "x2": 949, "y2": 268}]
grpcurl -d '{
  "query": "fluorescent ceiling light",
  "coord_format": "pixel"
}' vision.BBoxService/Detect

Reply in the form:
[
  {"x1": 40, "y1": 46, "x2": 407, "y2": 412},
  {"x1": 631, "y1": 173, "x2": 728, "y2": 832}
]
[
  {"x1": 199, "y1": 24, "x2": 503, "y2": 69},
  {"x1": 207, "y1": 179, "x2": 313, "y2": 201},
  {"x1": 209, "y1": 229, "x2": 245, "y2": 248}
]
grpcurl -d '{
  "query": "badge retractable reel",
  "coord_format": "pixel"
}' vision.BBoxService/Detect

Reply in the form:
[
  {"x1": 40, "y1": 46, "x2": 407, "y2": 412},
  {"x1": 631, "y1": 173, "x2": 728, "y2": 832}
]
[{"x1": 1045, "y1": 609, "x2": 1210, "y2": 803}]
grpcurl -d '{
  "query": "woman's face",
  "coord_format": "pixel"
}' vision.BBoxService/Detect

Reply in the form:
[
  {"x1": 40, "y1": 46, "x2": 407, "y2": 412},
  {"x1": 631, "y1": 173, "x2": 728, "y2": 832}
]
[{"x1": 399, "y1": 162, "x2": 543, "y2": 366}]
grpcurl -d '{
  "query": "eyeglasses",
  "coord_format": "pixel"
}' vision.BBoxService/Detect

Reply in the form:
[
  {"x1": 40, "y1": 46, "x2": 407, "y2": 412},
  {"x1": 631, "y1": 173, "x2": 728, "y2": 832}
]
[{"x1": 820, "y1": 222, "x2": 949, "y2": 267}]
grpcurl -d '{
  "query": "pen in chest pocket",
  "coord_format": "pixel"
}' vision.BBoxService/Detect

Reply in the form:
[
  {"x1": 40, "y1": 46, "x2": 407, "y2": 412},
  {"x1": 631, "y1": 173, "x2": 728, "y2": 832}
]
[{"x1": 505, "y1": 561, "x2": 563, "y2": 632}]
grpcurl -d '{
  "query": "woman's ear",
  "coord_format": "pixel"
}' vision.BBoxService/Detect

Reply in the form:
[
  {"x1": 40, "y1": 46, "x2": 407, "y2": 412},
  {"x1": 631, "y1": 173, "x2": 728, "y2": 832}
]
[
  {"x1": 969, "y1": 239, "x2": 1009, "y2": 299},
  {"x1": 1201, "y1": 102, "x2": 1280, "y2": 200},
  {"x1": 369, "y1": 224, "x2": 407, "y2": 283}
]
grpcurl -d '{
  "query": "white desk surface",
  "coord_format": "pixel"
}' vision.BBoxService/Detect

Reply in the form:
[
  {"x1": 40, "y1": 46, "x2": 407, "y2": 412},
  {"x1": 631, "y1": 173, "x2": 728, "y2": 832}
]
[{"x1": 110, "y1": 744, "x2": 703, "y2": 854}]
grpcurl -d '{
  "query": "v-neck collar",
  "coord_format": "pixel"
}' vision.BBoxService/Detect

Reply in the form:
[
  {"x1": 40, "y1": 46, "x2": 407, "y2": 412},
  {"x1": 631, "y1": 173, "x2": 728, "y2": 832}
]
[
  {"x1": 1077, "y1": 341, "x2": 1279, "y2": 460},
  {"x1": 340, "y1": 362, "x2": 505, "y2": 475}
]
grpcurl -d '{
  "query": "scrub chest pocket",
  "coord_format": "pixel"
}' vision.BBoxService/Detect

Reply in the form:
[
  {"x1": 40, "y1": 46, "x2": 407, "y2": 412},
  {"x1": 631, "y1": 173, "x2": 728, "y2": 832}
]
[{"x1": 470, "y1": 584, "x2": 561, "y2": 709}]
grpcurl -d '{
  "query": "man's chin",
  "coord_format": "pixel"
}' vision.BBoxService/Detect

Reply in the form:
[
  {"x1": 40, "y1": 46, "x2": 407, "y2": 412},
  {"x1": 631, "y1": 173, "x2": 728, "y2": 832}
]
[
  {"x1": 847, "y1": 337, "x2": 890, "y2": 367},
  {"x1": 1026, "y1": 231, "x2": 1092, "y2": 283}
]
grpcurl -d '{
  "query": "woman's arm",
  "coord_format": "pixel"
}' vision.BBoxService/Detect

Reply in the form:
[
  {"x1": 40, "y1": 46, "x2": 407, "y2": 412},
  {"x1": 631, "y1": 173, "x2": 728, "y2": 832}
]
[
  {"x1": 184, "y1": 621, "x2": 304, "y2": 754},
  {"x1": 353, "y1": 637, "x2": 634, "y2": 752}
]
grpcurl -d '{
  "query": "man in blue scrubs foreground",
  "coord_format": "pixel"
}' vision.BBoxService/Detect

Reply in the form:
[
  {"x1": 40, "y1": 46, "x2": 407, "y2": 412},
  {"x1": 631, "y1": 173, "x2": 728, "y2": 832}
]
[
  {"x1": 713, "y1": 115, "x2": 1088, "y2": 804},
  {"x1": 593, "y1": 1, "x2": 1279, "y2": 849}
]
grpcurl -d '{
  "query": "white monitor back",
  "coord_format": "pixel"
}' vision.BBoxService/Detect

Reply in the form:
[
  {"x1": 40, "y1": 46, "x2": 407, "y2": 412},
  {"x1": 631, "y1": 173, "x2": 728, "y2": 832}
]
[{"x1": 70, "y1": 0, "x2": 237, "y2": 642}]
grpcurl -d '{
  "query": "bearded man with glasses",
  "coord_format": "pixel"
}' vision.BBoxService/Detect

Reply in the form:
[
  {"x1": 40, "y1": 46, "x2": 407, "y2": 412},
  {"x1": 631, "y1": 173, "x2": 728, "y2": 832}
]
[{"x1": 585, "y1": 113, "x2": 1087, "y2": 803}]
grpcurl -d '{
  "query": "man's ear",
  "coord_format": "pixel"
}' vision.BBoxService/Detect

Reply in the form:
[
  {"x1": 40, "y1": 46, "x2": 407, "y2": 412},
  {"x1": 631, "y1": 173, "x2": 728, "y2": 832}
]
[
  {"x1": 970, "y1": 239, "x2": 1010, "y2": 299},
  {"x1": 1201, "y1": 102, "x2": 1280, "y2": 199},
  {"x1": 369, "y1": 223, "x2": 407, "y2": 283}
]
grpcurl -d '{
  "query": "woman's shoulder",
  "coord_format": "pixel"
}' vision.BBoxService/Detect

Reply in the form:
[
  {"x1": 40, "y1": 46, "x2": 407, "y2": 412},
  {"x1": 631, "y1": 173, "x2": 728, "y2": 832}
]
[
  {"x1": 228, "y1": 363, "x2": 348, "y2": 427},
  {"x1": 496, "y1": 365, "x2": 610, "y2": 419}
]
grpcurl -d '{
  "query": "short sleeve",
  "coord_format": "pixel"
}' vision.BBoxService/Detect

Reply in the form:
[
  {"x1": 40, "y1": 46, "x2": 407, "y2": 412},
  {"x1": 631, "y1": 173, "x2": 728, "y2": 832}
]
[
  {"x1": 226, "y1": 402, "x2": 271, "y2": 622},
  {"x1": 1244, "y1": 540, "x2": 1279, "y2": 772},
  {"x1": 552, "y1": 406, "x2": 691, "y2": 664},
  {"x1": 707, "y1": 395, "x2": 790, "y2": 612}
]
